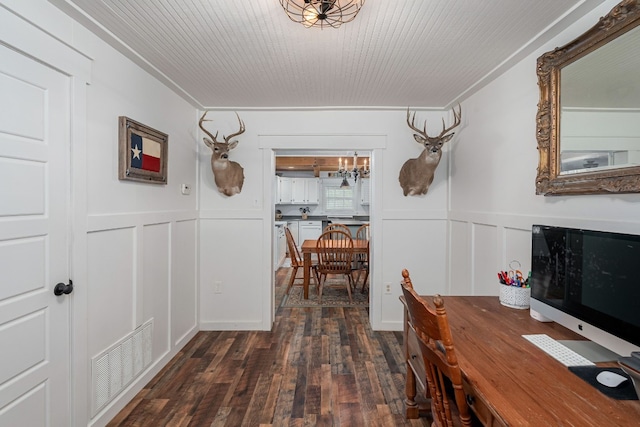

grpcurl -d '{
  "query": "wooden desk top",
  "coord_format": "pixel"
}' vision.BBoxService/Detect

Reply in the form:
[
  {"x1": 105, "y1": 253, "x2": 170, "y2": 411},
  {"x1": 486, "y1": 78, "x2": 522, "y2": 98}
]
[{"x1": 433, "y1": 296, "x2": 640, "y2": 426}]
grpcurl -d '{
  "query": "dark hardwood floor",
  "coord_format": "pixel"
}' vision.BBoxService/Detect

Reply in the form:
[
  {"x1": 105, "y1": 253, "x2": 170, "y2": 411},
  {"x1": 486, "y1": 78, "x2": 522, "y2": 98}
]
[{"x1": 107, "y1": 268, "x2": 430, "y2": 426}]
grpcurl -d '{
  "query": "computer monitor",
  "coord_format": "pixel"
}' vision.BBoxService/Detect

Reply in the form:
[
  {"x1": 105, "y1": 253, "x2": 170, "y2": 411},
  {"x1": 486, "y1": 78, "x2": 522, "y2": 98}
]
[{"x1": 530, "y1": 224, "x2": 640, "y2": 357}]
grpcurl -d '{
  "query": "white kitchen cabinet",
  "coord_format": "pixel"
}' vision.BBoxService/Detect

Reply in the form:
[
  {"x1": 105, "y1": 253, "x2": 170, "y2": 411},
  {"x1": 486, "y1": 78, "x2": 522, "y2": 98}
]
[
  {"x1": 291, "y1": 178, "x2": 319, "y2": 204},
  {"x1": 277, "y1": 176, "x2": 292, "y2": 204},
  {"x1": 298, "y1": 220, "x2": 322, "y2": 248},
  {"x1": 306, "y1": 179, "x2": 319, "y2": 204},
  {"x1": 274, "y1": 224, "x2": 287, "y2": 270},
  {"x1": 359, "y1": 178, "x2": 370, "y2": 205}
]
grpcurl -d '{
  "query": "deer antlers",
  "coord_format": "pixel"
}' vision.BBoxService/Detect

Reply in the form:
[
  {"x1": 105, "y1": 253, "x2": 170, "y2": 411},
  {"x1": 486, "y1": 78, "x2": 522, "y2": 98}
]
[
  {"x1": 199, "y1": 111, "x2": 245, "y2": 145},
  {"x1": 406, "y1": 104, "x2": 462, "y2": 144}
]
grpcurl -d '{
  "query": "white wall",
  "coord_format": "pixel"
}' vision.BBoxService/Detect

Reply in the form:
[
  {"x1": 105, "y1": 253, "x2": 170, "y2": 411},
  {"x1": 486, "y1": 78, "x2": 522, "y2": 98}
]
[
  {"x1": 0, "y1": 1, "x2": 199, "y2": 426},
  {"x1": 562, "y1": 109, "x2": 640, "y2": 151},
  {"x1": 82, "y1": 39, "x2": 199, "y2": 427},
  {"x1": 450, "y1": 0, "x2": 640, "y2": 298},
  {"x1": 82, "y1": 36, "x2": 199, "y2": 427},
  {"x1": 198, "y1": 110, "x2": 453, "y2": 331}
]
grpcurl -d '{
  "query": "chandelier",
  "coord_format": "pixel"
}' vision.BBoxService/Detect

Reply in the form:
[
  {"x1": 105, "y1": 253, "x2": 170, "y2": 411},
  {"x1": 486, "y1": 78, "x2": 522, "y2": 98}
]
[
  {"x1": 279, "y1": 0, "x2": 366, "y2": 29},
  {"x1": 334, "y1": 152, "x2": 370, "y2": 188}
]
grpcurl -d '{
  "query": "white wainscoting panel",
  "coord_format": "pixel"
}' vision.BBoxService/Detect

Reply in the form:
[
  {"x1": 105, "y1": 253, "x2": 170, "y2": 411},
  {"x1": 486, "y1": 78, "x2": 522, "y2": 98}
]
[
  {"x1": 472, "y1": 223, "x2": 498, "y2": 295},
  {"x1": 449, "y1": 214, "x2": 537, "y2": 297},
  {"x1": 171, "y1": 219, "x2": 197, "y2": 342},
  {"x1": 504, "y1": 226, "x2": 533, "y2": 273},
  {"x1": 379, "y1": 218, "x2": 448, "y2": 323},
  {"x1": 87, "y1": 227, "x2": 136, "y2": 359},
  {"x1": 143, "y1": 223, "x2": 170, "y2": 361},
  {"x1": 199, "y1": 218, "x2": 265, "y2": 330},
  {"x1": 449, "y1": 220, "x2": 471, "y2": 295}
]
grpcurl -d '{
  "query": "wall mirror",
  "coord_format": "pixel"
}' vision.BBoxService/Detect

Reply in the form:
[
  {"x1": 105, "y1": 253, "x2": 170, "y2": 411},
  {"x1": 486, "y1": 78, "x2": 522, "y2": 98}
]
[{"x1": 536, "y1": 0, "x2": 640, "y2": 195}]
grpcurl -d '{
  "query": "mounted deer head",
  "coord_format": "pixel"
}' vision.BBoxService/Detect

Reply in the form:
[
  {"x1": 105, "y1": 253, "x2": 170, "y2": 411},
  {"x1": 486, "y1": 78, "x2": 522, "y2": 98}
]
[
  {"x1": 199, "y1": 111, "x2": 246, "y2": 197},
  {"x1": 399, "y1": 104, "x2": 462, "y2": 196}
]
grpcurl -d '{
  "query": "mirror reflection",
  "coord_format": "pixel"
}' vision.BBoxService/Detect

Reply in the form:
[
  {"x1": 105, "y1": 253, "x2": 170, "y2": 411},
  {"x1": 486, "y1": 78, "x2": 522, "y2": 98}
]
[{"x1": 559, "y1": 24, "x2": 640, "y2": 175}]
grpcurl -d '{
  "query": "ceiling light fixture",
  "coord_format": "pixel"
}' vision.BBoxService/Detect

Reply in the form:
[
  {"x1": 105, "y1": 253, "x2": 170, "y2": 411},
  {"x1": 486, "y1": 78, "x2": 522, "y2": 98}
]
[
  {"x1": 279, "y1": 0, "x2": 366, "y2": 29},
  {"x1": 335, "y1": 152, "x2": 369, "y2": 188}
]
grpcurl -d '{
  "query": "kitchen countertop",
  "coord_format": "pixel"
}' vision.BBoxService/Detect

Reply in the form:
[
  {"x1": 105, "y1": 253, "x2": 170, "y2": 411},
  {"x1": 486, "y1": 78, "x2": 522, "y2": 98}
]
[{"x1": 326, "y1": 218, "x2": 368, "y2": 225}]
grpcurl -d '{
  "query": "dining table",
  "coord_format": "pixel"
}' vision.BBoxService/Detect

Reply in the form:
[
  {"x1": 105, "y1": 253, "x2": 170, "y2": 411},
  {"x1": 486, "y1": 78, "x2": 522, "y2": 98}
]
[{"x1": 300, "y1": 238, "x2": 369, "y2": 299}]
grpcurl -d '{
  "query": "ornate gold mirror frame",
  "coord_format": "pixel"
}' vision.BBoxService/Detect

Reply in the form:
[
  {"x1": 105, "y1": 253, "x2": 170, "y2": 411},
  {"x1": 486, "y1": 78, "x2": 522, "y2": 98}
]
[{"x1": 536, "y1": 0, "x2": 640, "y2": 195}]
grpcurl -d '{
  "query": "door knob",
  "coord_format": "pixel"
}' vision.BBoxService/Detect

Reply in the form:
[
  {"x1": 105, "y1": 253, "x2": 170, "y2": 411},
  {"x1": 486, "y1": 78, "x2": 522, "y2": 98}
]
[{"x1": 54, "y1": 279, "x2": 73, "y2": 296}]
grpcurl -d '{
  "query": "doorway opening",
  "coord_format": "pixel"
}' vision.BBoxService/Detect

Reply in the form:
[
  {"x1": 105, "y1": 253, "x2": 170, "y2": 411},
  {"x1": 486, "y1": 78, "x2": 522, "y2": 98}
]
[{"x1": 272, "y1": 149, "x2": 373, "y2": 310}]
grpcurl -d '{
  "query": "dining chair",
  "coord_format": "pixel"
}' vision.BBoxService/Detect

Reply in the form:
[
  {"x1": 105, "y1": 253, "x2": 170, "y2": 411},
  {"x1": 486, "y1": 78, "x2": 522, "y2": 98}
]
[
  {"x1": 316, "y1": 230, "x2": 355, "y2": 303},
  {"x1": 324, "y1": 223, "x2": 352, "y2": 236},
  {"x1": 284, "y1": 226, "x2": 319, "y2": 294},
  {"x1": 400, "y1": 269, "x2": 477, "y2": 427},
  {"x1": 354, "y1": 223, "x2": 370, "y2": 292}
]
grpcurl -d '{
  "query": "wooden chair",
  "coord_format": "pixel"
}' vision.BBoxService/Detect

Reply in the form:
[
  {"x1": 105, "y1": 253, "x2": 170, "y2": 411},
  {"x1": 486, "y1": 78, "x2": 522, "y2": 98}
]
[
  {"x1": 316, "y1": 230, "x2": 355, "y2": 303},
  {"x1": 321, "y1": 228, "x2": 354, "y2": 280},
  {"x1": 324, "y1": 223, "x2": 352, "y2": 236},
  {"x1": 354, "y1": 223, "x2": 370, "y2": 292},
  {"x1": 284, "y1": 226, "x2": 319, "y2": 294},
  {"x1": 400, "y1": 269, "x2": 476, "y2": 427}
]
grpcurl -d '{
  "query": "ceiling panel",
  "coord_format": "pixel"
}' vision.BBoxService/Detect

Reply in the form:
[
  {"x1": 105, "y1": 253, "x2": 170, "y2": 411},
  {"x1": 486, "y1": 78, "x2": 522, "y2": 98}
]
[{"x1": 49, "y1": 0, "x2": 607, "y2": 109}]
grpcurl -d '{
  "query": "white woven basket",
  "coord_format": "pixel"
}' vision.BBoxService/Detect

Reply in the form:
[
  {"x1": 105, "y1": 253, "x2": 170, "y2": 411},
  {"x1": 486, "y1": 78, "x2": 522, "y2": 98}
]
[{"x1": 499, "y1": 284, "x2": 530, "y2": 309}]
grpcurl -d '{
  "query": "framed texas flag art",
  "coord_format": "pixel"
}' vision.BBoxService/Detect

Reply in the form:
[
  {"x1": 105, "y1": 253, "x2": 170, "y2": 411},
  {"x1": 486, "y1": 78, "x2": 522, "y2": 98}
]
[{"x1": 118, "y1": 116, "x2": 168, "y2": 184}]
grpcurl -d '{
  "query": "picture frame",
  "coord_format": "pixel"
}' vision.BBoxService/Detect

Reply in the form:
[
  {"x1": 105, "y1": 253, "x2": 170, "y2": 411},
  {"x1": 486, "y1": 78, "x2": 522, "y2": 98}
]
[{"x1": 118, "y1": 116, "x2": 168, "y2": 184}]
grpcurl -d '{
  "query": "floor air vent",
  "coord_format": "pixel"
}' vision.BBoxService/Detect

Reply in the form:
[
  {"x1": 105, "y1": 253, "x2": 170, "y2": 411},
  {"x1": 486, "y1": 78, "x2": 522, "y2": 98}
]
[{"x1": 91, "y1": 319, "x2": 153, "y2": 416}]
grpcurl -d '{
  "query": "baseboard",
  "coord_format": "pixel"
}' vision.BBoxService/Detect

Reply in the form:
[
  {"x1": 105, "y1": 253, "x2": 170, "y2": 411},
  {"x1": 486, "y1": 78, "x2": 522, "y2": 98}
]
[
  {"x1": 199, "y1": 320, "x2": 268, "y2": 331},
  {"x1": 373, "y1": 319, "x2": 404, "y2": 331}
]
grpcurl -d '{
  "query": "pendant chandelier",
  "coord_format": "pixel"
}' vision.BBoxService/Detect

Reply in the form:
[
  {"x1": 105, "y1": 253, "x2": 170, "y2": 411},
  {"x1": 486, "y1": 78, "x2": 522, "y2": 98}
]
[
  {"x1": 279, "y1": 0, "x2": 366, "y2": 29},
  {"x1": 335, "y1": 152, "x2": 370, "y2": 188}
]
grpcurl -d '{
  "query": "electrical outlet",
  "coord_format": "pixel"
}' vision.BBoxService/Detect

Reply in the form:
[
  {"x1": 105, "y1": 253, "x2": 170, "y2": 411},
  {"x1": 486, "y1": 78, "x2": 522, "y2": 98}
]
[
  {"x1": 384, "y1": 282, "x2": 392, "y2": 295},
  {"x1": 214, "y1": 280, "x2": 222, "y2": 294}
]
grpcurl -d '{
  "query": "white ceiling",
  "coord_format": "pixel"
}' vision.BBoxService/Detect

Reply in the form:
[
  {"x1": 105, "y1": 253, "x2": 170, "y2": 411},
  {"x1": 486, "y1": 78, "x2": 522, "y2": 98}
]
[{"x1": 49, "y1": 0, "x2": 607, "y2": 110}]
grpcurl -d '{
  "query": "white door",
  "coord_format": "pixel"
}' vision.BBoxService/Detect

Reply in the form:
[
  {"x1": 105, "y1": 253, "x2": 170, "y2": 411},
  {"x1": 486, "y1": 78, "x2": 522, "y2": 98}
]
[{"x1": 0, "y1": 44, "x2": 71, "y2": 426}]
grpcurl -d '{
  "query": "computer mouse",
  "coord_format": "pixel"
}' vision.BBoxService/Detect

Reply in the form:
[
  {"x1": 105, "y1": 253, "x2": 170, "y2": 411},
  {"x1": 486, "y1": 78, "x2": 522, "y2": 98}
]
[{"x1": 596, "y1": 370, "x2": 628, "y2": 388}]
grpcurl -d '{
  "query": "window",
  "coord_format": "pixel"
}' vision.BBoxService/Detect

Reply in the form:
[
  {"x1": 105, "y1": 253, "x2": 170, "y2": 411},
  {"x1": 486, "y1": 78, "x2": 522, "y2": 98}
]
[{"x1": 324, "y1": 182, "x2": 354, "y2": 213}]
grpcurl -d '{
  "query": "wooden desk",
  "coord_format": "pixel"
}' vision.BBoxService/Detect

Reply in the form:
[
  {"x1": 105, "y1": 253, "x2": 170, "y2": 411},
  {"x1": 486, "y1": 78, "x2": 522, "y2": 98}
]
[
  {"x1": 402, "y1": 296, "x2": 640, "y2": 426},
  {"x1": 300, "y1": 239, "x2": 368, "y2": 299}
]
